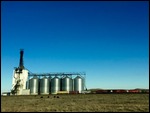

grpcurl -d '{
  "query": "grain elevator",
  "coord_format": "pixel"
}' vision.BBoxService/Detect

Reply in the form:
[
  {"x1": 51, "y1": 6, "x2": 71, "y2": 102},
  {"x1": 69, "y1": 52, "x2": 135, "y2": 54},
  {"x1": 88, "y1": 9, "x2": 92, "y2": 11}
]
[
  {"x1": 11, "y1": 49, "x2": 29, "y2": 95},
  {"x1": 11, "y1": 50, "x2": 86, "y2": 95}
]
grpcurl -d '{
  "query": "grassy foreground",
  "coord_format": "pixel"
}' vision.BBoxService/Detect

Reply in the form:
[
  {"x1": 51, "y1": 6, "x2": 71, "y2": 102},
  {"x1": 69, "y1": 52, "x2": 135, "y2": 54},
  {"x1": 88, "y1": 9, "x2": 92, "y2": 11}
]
[{"x1": 1, "y1": 94, "x2": 149, "y2": 112}]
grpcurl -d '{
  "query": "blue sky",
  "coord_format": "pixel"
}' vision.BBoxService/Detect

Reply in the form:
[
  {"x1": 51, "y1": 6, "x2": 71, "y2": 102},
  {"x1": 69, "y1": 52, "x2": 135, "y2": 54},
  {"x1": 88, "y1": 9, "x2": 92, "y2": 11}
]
[{"x1": 1, "y1": 1, "x2": 149, "y2": 92}]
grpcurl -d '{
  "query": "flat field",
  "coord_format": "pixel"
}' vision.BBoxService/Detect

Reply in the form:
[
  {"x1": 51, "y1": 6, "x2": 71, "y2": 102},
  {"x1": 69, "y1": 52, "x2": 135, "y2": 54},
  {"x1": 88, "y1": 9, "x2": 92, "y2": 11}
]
[{"x1": 1, "y1": 94, "x2": 149, "y2": 112}]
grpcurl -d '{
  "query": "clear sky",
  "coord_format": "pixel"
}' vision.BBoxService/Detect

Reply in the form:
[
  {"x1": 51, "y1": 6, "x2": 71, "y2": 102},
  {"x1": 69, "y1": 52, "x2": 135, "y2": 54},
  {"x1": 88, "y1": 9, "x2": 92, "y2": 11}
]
[{"x1": 1, "y1": 1, "x2": 149, "y2": 92}]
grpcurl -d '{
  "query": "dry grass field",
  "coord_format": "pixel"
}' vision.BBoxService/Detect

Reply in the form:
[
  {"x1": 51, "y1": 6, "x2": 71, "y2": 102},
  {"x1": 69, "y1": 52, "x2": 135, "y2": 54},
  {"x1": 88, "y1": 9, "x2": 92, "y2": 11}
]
[{"x1": 1, "y1": 94, "x2": 149, "y2": 112}]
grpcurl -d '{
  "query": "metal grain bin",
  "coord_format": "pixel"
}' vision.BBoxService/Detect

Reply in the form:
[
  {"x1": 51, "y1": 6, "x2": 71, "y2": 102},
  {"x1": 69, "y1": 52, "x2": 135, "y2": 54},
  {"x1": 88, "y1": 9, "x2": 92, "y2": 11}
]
[
  {"x1": 74, "y1": 76, "x2": 84, "y2": 93},
  {"x1": 51, "y1": 76, "x2": 60, "y2": 94},
  {"x1": 40, "y1": 77, "x2": 49, "y2": 94},
  {"x1": 26, "y1": 81, "x2": 29, "y2": 89},
  {"x1": 62, "y1": 76, "x2": 73, "y2": 91},
  {"x1": 29, "y1": 76, "x2": 39, "y2": 95}
]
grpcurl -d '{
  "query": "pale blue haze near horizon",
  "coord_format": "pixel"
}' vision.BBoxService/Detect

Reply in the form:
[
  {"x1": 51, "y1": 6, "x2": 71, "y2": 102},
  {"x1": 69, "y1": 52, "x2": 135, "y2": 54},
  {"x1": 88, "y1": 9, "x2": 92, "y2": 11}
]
[{"x1": 1, "y1": 1, "x2": 149, "y2": 92}]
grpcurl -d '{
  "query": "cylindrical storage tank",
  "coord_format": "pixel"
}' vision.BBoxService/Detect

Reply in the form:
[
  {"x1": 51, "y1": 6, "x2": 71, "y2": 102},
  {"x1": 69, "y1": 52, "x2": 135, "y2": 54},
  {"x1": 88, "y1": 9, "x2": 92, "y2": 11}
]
[
  {"x1": 40, "y1": 77, "x2": 49, "y2": 94},
  {"x1": 29, "y1": 76, "x2": 39, "y2": 95},
  {"x1": 62, "y1": 76, "x2": 73, "y2": 92},
  {"x1": 74, "y1": 76, "x2": 84, "y2": 93},
  {"x1": 26, "y1": 80, "x2": 29, "y2": 89},
  {"x1": 51, "y1": 76, "x2": 60, "y2": 94}
]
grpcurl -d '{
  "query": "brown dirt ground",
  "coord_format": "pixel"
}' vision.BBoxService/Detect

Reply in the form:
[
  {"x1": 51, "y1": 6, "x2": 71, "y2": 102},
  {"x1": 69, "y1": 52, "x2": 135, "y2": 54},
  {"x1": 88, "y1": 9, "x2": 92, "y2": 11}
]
[{"x1": 1, "y1": 94, "x2": 149, "y2": 112}]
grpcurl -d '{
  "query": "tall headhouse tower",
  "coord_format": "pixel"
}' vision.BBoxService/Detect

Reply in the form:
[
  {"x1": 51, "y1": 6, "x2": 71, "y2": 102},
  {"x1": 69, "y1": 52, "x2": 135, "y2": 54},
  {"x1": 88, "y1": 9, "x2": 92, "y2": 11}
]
[{"x1": 11, "y1": 49, "x2": 29, "y2": 95}]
